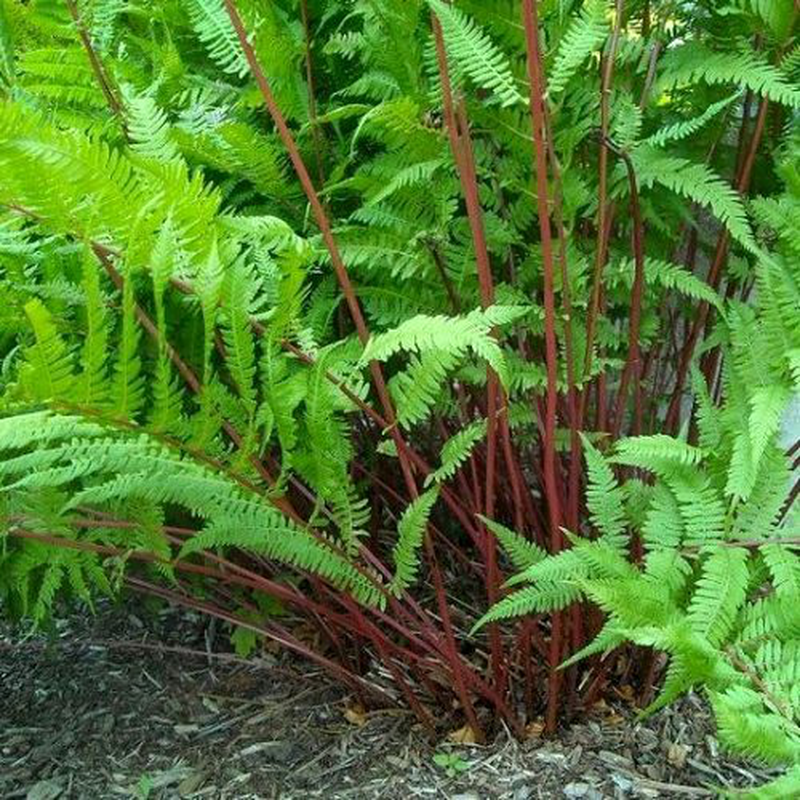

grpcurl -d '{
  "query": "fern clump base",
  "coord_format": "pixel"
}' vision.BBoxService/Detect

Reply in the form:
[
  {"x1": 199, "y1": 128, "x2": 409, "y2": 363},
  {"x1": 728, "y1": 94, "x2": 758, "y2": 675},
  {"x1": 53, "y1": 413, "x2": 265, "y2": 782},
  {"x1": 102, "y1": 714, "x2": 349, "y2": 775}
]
[{"x1": 0, "y1": 0, "x2": 797, "y2": 793}]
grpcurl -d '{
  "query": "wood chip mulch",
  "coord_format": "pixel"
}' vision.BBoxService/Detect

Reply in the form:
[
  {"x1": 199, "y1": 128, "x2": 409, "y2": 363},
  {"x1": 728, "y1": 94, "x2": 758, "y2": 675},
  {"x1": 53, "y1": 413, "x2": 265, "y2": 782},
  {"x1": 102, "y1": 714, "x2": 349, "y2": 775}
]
[{"x1": 0, "y1": 602, "x2": 782, "y2": 799}]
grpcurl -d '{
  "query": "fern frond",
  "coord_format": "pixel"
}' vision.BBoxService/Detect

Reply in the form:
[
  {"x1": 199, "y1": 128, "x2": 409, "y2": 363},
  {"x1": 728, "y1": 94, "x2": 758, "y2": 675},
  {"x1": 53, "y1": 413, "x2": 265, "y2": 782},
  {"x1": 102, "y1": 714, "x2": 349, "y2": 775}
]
[
  {"x1": 581, "y1": 434, "x2": 626, "y2": 542},
  {"x1": 612, "y1": 435, "x2": 705, "y2": 471},
  {"x1": 632, "y1": 146, "x2": 757, "y2": 253},
  {"x1": 688, "y1": 547, "x2": 750, "y2": 646},
  {"x1": 111, "y1": 267, "x2": 144, "y2": 421},
  {"x1": 643, "y1": 93, "x2": 740, "y2": 149},
  {"x1": 127, "y1": 94, "x2": 179, "y2": 162},
  {"x1": 362, "y1": 305, "x2": 528, "y2": 387},
  {"x1": 426, "y1": 420, "x2": 486, "y2": 486},
  {"x1": 472, "y1": 581, "x2": 581, "y2": 630},
  {"x1": 427, "y1": 0, "x2": 524, "y2": 108},
  {"x1": 184, "y1": 0, "x2": 249, "y2": 79},
  {"x1": 390, "y1": 350, "x2": 460, "y2": 429},
  {"x1": 77, "y1": 254, "x2": 110, "y2": 407},
  {"x1": 388, "y1": 488, "x2": 438, "y2": 597},
  {"x1": 711, "y1": 686, "x2": 800, "y2": 765},
  {"x1": 659, "y1": 43, "x2": 800, "y2": 109},
  {"x1": 221, "y1": 258, "x2": 259, "y2": 419},
  {"x1": 547, "y1": 0, "x2": 608, "y2": 97},
  {"x1": 21, "y1": 299, "x2": 76, "y2": 402},
  {"x1": 480, "y1": 515, "x2": 546, "y2": 572}
]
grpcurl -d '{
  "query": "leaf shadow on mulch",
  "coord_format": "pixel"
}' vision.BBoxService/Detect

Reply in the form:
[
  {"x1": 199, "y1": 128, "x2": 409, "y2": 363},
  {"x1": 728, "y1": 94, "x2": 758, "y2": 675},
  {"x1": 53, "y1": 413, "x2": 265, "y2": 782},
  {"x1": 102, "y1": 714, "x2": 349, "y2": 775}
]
[{"x1": 0, "y1": 601, "x2": 781, "y2": 799}]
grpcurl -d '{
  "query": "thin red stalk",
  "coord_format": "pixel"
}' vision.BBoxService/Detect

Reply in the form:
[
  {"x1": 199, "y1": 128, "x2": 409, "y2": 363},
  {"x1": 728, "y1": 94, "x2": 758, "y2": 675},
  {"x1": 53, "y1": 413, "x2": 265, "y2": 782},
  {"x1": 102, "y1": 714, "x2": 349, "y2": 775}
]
[
  {"x1": 299, "y1": 0, "x2": 327, "y2": 190},
  {"x1": 338, "y1": 594, "x2": 436, "y2": 734},
  {"x1": 431, "y1": 11, "x2": 507, "y2": 696},
  {"x1": 8, "y1": 526, "x2": 336, "y2": 626},
  {"x1": 610, "y1": 143, "x2": 646, "y2": 438},
  {"x1": 423, "y1": 538, "x2": 485, "y2": 739},
  {"x1": 218, "y1": 15, "x2": 487, "y2": 727},
  {"x1": 67, "y1": 518, "x2": 425, "y2": 651},
  {"x1": 540, "y1": 79, "x2": 581, "y2": 541},
  {"x1": 522, "y1": 0, "x2": 567, "y2": 733},
  {"x1": 665, "y1": 97, "x2": 769, "y2": 431},
  {"x1": 65, "y1": 0, "x2": 125, "y2": 124},
  {"x1": 125, "y1": 576, "x2": 394, "y2": 704},
  {"x1": 582, "y1": 0, "x2": 625, "y2": 389},
  {"x1": 221, "y1": 0, "x2": 421, "y2": 509}
]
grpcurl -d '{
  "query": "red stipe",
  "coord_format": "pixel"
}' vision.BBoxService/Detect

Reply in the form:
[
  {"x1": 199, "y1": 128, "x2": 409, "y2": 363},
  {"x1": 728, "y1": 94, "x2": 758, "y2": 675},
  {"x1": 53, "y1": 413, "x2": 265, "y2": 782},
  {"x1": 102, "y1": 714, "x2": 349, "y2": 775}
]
[
  {"x1": 431, "y1": 10, "x2": 507, "y2": 697},
  {"x1": 65, "y1": 0, "x2": 125, "y2": 124},
  {"x1": 221, "y1": 0, "x2": 419, "y2": 508},
  {"x1": 610, "y1": 143, "x2": 646, "y2": 438},
  {"x1": 582, "y1": 0, "x2": 625, "y2": 392},
  {"x1": 299, "y1": 0, "x2": 327, "y2": 191},
  {"x1": 665, "y1": 96, "x2": 769, "y2": 432},
  {"x1": 522, "y1": 0, "x2": 567, "y2": 733},
  {"x1": 125, "y1": 575, "x2": 394, "y2": 704}
]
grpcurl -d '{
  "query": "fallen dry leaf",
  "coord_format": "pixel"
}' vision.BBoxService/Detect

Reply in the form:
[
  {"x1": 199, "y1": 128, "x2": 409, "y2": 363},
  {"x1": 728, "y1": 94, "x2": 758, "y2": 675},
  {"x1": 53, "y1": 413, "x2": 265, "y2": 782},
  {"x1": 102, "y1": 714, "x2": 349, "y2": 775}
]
[
  {"x1": 616, "y1": 684, "x2": 635, "y2": 702},
  {"x1": 448, "y1": 724, "x2": 479, "y2": 744},
  {"x1": 667, "y1": 742, "x2": 691, "y2": 769},
  {"x1": 344, "y1": 703, "x2": 368, "y2": 727},
  {"x1": 525, "y1": 720, "x2": 545, "y2": 740}
]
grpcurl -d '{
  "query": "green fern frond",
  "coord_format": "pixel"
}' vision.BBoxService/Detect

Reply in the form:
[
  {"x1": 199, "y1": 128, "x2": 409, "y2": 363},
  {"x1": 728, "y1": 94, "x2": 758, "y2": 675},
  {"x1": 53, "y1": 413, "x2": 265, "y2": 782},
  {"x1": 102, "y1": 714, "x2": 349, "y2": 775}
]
[
  {"x1": 632, "y1": 146, "x2": 757, "y2": 254},
  {"x1": 21, "y1": 298, "x2": 76, "y2": 402},
  {"x1": 761, "y1": 544, "x2": 800, "y2": 601},
  {"x1": 479, "y1": 515, "x2": 546, "y2": 572},
  {"x1": 362, "y1": 305, "x2": 528, "y2": 387},
  {"x1": 641, "y1": 484, "x2": 685, "y2": 551},
  {"x1": 547, "y1": 0, "x2": 608, "y2": 97},
  {"x1": 748, "y1": 385, "x2": 791, "y2": 470},
  {"x1": 390, "y1": 350, "x2": 460, "y2": 429},
  {"x1": 472, "y1": 581, "x2": 581, "y2": 630},
  {"x1": 78, "y1": 254, "x2": 110, "y2": 407},
  {"x1": 711, "y1": 686, "x2": 800, "y2": 765},
  {"x1": 221, "y1": 258, "x2": 259, "y2": 419},
  {"x1": 426, "y1": 0, "x2": 524, "y2": 108},
  {"x1": 111, "y1": 267, "x2": 144, "y2": 421},
  {"x1": 643, "y1": 93, "x2": 740, "y2": 149},
  {"x1": 127, "y1": 94, "x2": 179, "y2": 162},
  {"x1": 612, "y1": 435, "x2": 705, "y2": 471},
  {"x1": 388, "y1": 488, "x2": 438, "y2": 597},
  {"x1": 640, "y1": 258, "x2": 725, "y2": 311},
  {"x1": 184, "y1": 0, "x2": 249, "y2": 79},
  {"x1": 426, "y1": 420, "x2": 486, "y2": 486},
  {"x1": 180, "y1": 515, "x2": 382, "y2": 607},
  {"x1": 688, "y1": 547, "x2": 750, "y2": 646},
  {"x1": 581, "y1": 434, "x2": 626, "y2": 542},
  {"x1": 658, "y1": 43, "x2": 800, "y2": 109}
]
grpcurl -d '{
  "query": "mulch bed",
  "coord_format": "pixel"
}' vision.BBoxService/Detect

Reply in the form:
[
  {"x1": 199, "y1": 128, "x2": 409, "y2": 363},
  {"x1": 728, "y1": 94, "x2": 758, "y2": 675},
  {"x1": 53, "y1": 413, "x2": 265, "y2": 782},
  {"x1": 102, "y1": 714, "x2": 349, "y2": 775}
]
[{"x1": 0, "y1": 601, "x2": 780, "y2": 799}]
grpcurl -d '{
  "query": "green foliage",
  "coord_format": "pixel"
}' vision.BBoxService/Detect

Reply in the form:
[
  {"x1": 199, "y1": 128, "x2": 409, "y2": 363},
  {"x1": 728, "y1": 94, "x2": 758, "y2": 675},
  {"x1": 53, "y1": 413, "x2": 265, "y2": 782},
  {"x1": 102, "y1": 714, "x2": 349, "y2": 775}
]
[
  {"x1": 0, "y1": 0, "x2": 797, "y2": 783},
  {"x1": 546, "y1": 0, "x2": 608, "y2": 97},
  {"x1": 389, "y1": 488, "x2": 438, "y2": 596},
  {"x1": 481, "y1": 270, "x2": 799, "y2": 771},
  {"x1": 427, "y1": 0, "x2": 523, "y2": 108}
]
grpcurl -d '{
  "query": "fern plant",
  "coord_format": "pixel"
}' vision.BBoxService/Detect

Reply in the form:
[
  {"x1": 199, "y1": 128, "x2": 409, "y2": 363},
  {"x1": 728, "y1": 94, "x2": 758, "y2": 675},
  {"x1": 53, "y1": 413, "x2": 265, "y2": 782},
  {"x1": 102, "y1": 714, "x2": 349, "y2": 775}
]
[{"x1": 0, "y1": 1, "x2": 797, "y2": 781}]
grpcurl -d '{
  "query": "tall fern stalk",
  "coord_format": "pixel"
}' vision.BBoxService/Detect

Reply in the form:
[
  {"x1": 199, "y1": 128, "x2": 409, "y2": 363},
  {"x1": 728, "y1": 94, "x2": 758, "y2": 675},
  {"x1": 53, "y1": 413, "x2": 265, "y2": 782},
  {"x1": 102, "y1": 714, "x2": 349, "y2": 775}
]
[{"x1": 0, "y1": 1, "x2": 798, "y2": 782}]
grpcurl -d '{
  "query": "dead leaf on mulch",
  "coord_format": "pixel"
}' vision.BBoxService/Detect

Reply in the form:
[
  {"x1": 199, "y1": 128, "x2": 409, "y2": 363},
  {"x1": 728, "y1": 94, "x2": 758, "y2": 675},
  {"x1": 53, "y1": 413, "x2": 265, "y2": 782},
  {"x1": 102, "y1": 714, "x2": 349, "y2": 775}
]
[
  {"x1": 525, "y1": 720, "x2": 546, "y2": 740},
  {"x1": 344, "y1": 703, "x2": 368, "y2": 727},
  {"x1": 667, "y1": 742, "x2": 691, "y2": 769},
  {"x1": 448, "y1": 724, "x2": 479, "y2": 744}
]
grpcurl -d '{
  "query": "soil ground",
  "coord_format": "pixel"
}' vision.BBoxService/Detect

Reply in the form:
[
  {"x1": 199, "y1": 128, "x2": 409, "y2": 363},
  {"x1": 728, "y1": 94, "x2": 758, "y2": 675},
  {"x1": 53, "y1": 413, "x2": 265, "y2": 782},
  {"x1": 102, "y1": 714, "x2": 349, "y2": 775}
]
[{"x1": 0, "y1": 601, "x2": 781, "y2": 799}]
